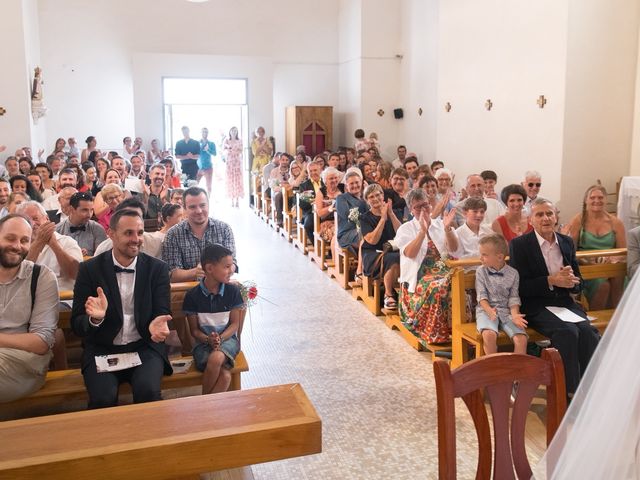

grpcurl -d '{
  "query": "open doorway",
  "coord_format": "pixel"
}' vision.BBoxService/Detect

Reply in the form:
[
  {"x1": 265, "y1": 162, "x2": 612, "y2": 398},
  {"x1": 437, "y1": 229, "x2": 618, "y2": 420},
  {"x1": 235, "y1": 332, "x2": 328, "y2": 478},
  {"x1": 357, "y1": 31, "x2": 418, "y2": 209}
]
[{"x1": 162, "y1": 77, "x2": 249, "y2": 204}]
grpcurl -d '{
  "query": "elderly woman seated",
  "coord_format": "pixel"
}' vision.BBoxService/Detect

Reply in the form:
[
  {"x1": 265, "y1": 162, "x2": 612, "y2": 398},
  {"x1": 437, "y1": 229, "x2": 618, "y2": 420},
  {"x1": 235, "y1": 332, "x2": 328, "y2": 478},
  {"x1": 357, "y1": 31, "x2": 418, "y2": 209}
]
[
  {"x1": 313, "y1": 167, "x2": 344, "y2": 248},
  {"x1": 96, "y1": 183, "x2": 123, "y2": 230},
  {"x1": 395, "y1": 188, "x2": 457, "y2": 344},
  {"x1": 563, "y1": 185, "x2": 626, "y2": 309},
  {"x1": 360, "y1": 184, "x2": 401, "y2": 309},
  {"x1": 336, "y1": 170, "x2": 367, "y2": 277}
]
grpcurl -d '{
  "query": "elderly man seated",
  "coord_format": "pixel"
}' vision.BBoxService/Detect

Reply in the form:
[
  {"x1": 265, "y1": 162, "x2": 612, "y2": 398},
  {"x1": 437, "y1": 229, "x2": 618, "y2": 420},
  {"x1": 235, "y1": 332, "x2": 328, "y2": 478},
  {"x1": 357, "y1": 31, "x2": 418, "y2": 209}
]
[
  {"x1": 0, "y1": 215, "x2": 59, "y2": 403},
  {"x1": 16, "y1": 201, "x2": 83, "y2": 292}
]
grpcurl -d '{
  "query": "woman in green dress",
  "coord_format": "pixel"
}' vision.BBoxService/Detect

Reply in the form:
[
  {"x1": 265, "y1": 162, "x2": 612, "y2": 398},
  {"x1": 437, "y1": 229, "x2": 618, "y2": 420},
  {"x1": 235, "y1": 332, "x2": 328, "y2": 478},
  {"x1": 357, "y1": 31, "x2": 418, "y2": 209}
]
[{"x1": 564, "y1": 185, "x2": 626, "y2": 310}]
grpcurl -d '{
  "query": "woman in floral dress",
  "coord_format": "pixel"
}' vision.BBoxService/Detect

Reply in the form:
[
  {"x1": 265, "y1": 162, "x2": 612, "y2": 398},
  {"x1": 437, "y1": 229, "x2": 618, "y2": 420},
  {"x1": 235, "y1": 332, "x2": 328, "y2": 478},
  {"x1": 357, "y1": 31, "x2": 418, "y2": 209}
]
[
  {"x1": 395, "y1": 188, "x2": 458, "y2": 344},
  {"x1": 224, "y1": 126, "x2": 244, "y2": 208}
]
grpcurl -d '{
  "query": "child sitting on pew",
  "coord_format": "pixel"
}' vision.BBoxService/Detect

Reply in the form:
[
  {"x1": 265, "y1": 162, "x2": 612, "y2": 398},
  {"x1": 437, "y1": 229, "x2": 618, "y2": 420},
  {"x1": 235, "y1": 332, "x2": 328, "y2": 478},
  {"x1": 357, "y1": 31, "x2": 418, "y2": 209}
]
[
  {"x1": 183, "y1": 244, "x2": 243, "y2": 394},
  {"x1": 476, "y1": 234, "x2": 528, "y2": 355}
]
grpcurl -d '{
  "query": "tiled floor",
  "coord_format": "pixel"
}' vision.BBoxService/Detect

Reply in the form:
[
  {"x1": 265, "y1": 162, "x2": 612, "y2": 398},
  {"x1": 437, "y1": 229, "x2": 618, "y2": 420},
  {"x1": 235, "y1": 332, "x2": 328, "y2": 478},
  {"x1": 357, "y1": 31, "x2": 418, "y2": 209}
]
[{"x1": 213, "y1": 202, "x2": 548, "y2": 480}]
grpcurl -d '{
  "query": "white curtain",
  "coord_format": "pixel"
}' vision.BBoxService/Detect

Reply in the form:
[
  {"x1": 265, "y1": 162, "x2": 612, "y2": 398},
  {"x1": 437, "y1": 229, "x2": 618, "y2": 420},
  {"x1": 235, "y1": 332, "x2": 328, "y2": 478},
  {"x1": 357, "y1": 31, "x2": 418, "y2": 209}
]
[{"x1": 533, "y1": 273, "x2": 640, "y2": 479}]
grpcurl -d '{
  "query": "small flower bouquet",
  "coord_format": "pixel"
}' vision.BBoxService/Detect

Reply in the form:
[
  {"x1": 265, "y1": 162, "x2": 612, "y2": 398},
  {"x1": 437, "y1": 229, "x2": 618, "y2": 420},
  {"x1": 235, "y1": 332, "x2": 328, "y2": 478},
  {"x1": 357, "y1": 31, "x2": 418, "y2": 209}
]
[
  {"x1": 298, "y1": 190, "x2": 315, "y2": 204},
  {"x1": 238, "y1": 280, "x2": 259, "y2": 308},
  {"x1": 348, "y1": 206, "x2": 361, "y2": 231}
]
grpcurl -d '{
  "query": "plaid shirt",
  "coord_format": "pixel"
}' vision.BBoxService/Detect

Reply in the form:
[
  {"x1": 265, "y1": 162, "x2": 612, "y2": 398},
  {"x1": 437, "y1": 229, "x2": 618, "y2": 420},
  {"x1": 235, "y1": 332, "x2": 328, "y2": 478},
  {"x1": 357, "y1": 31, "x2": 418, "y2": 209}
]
[{"x1": 162, "y1": 218, "x2": 236, "y2": 272}]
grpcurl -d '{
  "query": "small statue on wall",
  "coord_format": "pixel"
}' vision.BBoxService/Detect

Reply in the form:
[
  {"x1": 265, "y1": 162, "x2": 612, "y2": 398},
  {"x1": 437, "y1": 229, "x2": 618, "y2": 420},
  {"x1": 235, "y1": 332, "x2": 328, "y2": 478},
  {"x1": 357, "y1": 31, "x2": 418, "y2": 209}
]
[{"x1": 31, "y1": 66, "x2": 47, "y2": 123}]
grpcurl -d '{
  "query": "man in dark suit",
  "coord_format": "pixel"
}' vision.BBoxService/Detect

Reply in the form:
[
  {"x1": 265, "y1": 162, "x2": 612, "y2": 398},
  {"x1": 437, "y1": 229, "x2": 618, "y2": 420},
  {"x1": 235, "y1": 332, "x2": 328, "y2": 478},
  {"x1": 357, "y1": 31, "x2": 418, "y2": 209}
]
[
  {"x1": 299, "y1": 162, "x2": 324, "y2": 244},
  {"x1": 510, "y1": 198, "x2": 599, "y2": 396},
  {"x1": 71, "y1": 209, "x2": 173, "y2": 409}
]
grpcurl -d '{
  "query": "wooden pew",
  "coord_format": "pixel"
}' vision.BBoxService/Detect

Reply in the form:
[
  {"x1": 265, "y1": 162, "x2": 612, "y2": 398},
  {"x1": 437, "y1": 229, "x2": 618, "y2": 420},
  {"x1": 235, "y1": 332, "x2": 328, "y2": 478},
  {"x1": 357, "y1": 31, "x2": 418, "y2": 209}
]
[
  {"x1": 251, "y1": 173, "x2": 262, "y2": 215},
  {"x1": 0, "y1": 383, "x2": 321, "y2": 480},
  {"x1": 293, "y1": 193, "x2": 313, "y2": 255},
  {"x1": 326, "y1": 213, "x2": 355, "y2": 289},
  {"x1": 280, "y1": 187, "x2": 296, "y2": 242},
  {"x1": 351, "y1": 274, "x2": 382, "y2": 316},
  {"x1": 309, "y1": 206, "x2": 329, "y2": 270},
  {"x1": 0, "y1": 352, "x2": 249, "y2": 420},
  {"x1": 449, "y1": 248, "x2": 627, "y2": 368}
]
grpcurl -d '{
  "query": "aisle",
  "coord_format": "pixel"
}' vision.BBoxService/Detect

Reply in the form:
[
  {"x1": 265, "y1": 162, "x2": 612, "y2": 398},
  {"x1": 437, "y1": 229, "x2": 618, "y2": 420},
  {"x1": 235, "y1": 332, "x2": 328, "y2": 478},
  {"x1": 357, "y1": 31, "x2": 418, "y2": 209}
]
[{"x1": 212, "y1": 201, "x2": 504, "y2": 479}]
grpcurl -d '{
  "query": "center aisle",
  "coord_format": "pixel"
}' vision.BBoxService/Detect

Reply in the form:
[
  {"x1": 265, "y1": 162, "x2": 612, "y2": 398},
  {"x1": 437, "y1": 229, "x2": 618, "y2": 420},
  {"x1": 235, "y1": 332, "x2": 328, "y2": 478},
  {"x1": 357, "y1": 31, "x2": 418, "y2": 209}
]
[{"x1": 214, "y1": 203, "x2": 501, "y2": 479}]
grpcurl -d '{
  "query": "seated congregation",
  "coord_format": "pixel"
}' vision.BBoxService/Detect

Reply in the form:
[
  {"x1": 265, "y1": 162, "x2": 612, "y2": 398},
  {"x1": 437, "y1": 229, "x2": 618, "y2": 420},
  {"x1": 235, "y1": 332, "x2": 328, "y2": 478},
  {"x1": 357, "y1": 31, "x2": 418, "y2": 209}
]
[
  {"x1": 253, "y1": 128, "x2": 634, "y2": 400},
  {"x1": 1, "y1": 133, "x2": 250, "y2": 411},
  {"x1": 0, "y1": 128, "x2": 635, "y2": 414}
]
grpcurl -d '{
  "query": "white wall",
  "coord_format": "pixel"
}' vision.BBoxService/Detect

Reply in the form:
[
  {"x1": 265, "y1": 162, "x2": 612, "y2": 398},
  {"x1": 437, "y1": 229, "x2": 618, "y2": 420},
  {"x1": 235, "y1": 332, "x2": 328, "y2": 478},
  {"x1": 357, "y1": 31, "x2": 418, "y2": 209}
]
[
  {"x1": 0, "y1": 0, "x2": 43, "y2": 155},
  {"x1": 626, "y1": 9, "x2": 640, "y2": 176},
  {"x1": 273, "y1": 63, "x2": 340, "y2": 151},
  {"x1": 37, "y1": 0, "x2": 340, "y2": 152},
  {"x1": 560, "y1": 0, "x2": 640, "y2": 218},
  {"x1": 437, "y1": 0, "x2": 569, "y2": 197},
  {"x1": 397, "y1": 0, "x2": 439, "y2": 165},
  {"x1": 337, "y1": 0, "x2": 362, "y2": 148},
  {"x1": 131, "y1": 53, "x2": 274, "y2": 152}
]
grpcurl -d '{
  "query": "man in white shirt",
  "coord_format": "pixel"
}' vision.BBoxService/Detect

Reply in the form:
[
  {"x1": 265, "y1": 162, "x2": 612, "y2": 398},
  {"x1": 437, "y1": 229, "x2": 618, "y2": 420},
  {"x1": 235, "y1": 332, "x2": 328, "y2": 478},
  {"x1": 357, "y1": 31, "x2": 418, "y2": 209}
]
[
  {"x1": 452, "y1": 174, "x2": 504, "y2": 228},
  {"x1": 42, "y1": 168, "x2": 78, "y2": 212},
  {"x1": 0, "y1": 179, "x2": 10, "y2": 218},
  {"x1": 446, "y1": 197, "x2": 494, "y2": 258},
  {"x1": 17, "y1": 201, "x2": 83, "y2": 292},
  {"x1": 392, "y1": 145, "x2": 408, "y2": 169}
]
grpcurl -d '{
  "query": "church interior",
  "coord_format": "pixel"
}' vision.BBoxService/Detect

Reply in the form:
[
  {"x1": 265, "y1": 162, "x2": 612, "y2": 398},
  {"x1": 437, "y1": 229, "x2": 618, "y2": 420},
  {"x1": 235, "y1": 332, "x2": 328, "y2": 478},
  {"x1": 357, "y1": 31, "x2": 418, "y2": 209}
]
[{"x1": 1, "y1": 0, "x2": 640, "y2": 478}]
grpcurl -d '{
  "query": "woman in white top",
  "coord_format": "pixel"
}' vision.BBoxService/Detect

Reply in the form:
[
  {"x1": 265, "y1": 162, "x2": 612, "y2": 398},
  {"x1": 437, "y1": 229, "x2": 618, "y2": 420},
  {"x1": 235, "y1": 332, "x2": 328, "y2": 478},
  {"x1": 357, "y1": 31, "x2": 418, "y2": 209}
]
[{"x1": 395, "y1": 188, "x2": 457, "y2": 344}]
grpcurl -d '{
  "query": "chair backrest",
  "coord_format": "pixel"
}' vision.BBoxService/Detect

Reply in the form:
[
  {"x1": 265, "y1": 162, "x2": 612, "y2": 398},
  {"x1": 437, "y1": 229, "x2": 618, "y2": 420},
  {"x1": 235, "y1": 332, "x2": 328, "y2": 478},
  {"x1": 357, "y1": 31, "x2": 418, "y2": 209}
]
[{"x1": 433, "y1": 350, "x2": 566, "y2": 480}]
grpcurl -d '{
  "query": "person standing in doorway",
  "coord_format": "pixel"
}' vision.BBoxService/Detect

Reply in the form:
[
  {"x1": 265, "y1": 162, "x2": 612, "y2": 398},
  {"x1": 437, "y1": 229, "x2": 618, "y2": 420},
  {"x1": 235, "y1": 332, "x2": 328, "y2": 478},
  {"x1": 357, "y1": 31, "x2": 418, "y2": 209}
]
[
  {"x1": 223, "y1": 127, "x2": 244, "y2": 208},
  {"x1": 175, "y1": 126, "x2": 200, "y2": 186},
  {"x1": 250, "y1": 126, "x2": 272, "y2": 174},
  {"x1": 198, "y1": 128, "x2": 216, "y2": 195}
]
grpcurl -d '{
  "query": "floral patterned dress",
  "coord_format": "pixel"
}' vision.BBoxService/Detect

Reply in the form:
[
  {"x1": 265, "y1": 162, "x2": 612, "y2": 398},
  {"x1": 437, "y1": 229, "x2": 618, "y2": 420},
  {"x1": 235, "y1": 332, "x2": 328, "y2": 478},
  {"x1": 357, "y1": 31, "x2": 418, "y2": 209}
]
[
  {"x1": 224, "y1": 138, "x2": 244, "y2": 199},
  {"x1": 399, "y1": 239, "x2": 453, "y2": 344}
]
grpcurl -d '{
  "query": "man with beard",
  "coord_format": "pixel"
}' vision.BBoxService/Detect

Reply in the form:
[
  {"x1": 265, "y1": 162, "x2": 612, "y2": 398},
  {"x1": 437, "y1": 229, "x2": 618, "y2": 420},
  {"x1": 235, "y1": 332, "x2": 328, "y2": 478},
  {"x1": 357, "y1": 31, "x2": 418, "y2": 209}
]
[
  {"x1": 71, "y1": 209, "x2": 173, "y2": 409},
  {"x1": 143, "y1": 164, "x2": 168, "y2": 220},
  {"x1": 56, "y1": 191, "x2": 107, "y2": 256},
  {"x1": 0, "y1": 214, "x2": 59, "y2": 402},
  {"x1": 0, "y1": 179, "x2": 11, "y2": 218},
  {"x1": 162, "y1": 187, "x2": 236, "y2": 282}
]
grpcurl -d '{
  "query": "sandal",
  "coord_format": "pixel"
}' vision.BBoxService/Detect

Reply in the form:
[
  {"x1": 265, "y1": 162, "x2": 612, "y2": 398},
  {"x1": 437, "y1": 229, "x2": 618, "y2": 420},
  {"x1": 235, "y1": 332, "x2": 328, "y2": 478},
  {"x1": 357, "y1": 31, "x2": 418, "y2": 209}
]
[{"x1": 384, "y1": 296, "x2": 398, "y2": 309}]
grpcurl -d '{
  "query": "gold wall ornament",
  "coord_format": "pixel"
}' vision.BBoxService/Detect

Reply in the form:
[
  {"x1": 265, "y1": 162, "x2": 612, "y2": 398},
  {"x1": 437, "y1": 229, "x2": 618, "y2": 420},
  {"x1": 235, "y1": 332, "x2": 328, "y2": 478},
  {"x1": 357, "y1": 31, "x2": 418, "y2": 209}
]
[
  {"x1": 377, "y1": 109, "x2": 385, "y2": 117},
  {"x1": 418, "y1": 107, "x2": 423, "y2": 116},
  {"x1": 444, "y1": 102, "x2": 451, "y2": 113},
  {"x1": 537, "y1": 95, "x2": 547, "y2": 109},
  {"x1": 0, "y1": 107, "x2": 6, "y2": 116},
  {"x1": 485, "y1": 99, "x2": 493, "y2": 111}
]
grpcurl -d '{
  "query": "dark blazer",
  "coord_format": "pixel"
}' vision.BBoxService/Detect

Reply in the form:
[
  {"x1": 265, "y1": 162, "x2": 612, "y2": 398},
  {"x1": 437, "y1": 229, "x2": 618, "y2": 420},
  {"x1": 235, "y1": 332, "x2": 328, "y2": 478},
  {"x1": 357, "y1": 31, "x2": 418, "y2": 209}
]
[
  {"x1": 71, "y1": 251, "x2": 172, "y2": 374},
  {"x1": 46, "y1": 209, "x2": 61, "y2": 224},
  {"x1": 509, "y1": 230, "x2": 584, "y2": 316},
  {"x1": 298, "y1": 178, "x2": 324, "y2": 194}
]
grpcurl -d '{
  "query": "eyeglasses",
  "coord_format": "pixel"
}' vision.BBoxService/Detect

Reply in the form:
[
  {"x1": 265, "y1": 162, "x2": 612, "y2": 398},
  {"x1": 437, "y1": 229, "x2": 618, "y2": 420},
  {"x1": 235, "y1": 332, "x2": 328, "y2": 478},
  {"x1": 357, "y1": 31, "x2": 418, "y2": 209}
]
[
  {"x1": 412, "y1": 202, "x2": 431, "y2": 211},
  {"x1": 528, "y1": 182, "x2": 541, "y2": 188}
]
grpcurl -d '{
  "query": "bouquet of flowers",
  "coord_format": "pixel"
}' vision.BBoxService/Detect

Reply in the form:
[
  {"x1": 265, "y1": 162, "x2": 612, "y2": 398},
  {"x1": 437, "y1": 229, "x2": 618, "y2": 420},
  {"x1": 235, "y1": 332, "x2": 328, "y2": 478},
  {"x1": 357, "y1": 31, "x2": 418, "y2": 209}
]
[
  {"x1": 298, "y1": 190, "x2": 315, "y2": 203},
  {"x1": 348, "y1": 207, "x2": 361, "y2": 231},
  {"x1": 237, "y1": 280, "x2": 259, "y2": 308}
]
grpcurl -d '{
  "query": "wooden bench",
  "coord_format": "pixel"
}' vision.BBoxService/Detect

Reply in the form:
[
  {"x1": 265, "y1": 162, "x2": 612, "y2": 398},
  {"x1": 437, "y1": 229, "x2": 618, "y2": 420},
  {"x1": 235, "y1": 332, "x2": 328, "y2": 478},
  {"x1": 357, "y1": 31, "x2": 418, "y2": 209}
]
[
  {"x1": 293, "y1": 193, "x2": 313, "y2": 255},
  {"x1": 1, "y1": 352, "x2": 249, "y2": 420},
  {"x1": 280, "y1": 186, "x2": 296, "y2": 242},
  {"x1": 0, "y1": 383, "x2": 321, "y2": 480},
  {"x1": 309, "y1": 206, "x2": 330, "y2": 270},
  {"x1": 351, "y1": 274, "x2": 382, "y2": 316},
  {"x1": 450, "y1": 248, "x2": 627, "y2": 368},
  {"x1": 251, "y1": 173, "x2": 262, "y2": 215}
]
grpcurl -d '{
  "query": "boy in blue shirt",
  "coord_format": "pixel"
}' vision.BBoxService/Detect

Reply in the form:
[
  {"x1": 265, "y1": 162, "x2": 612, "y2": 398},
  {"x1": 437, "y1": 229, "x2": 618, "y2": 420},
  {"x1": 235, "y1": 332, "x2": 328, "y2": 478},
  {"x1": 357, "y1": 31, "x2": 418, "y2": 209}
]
[
  {"x1": 476, "y1": 234, "x2": 528, "y2": 356},
  {"x1": 183, "y1": 244, "x2": 244, "y2": 394}
]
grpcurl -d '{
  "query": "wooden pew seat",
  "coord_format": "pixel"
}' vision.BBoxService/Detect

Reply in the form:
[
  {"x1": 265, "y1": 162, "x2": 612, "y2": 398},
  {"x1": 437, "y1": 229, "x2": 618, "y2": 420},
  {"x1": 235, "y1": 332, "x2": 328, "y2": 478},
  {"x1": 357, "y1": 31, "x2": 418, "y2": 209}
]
[
  {"x1": 1, "y1": 352, "x2": 248, "y2": 418},
  {"x1": 0, "y1": 383, "x2": 321, "y2": 480}
]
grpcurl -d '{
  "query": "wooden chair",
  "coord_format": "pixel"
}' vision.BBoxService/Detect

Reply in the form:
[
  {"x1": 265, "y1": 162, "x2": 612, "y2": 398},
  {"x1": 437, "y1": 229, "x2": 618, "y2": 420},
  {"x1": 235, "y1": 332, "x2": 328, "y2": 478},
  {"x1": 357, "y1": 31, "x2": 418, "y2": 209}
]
[{"x1": 433, "y1": 349, "x2": 567, "y2": 480}]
